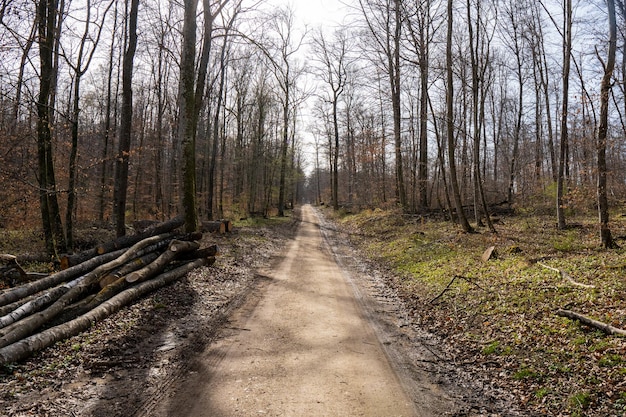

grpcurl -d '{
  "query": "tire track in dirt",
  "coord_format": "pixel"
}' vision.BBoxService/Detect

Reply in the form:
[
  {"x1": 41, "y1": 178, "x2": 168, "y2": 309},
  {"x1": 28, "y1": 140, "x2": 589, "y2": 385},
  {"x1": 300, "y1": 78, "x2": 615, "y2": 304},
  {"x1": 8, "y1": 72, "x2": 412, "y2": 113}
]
[{"x1": 161, "y1": 205, "x2": 461, "y2": 416}]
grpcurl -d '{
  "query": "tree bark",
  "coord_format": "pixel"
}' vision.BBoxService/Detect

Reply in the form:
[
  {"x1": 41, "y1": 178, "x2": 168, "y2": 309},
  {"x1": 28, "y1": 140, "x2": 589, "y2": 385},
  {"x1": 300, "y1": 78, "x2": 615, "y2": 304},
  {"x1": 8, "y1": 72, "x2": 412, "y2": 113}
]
[
  {"x1": 0, "y1": 249, "x2": 127, "y2": 308},
  {"x1": 113, "y1": 0, "x2": 139, "y2": 237},
  {"x1": 557, "y1": 309, "x2": 626, "y2": 337},
  {"x1": 597, "y1": 0, "x2": 618, "y2": 249},
  {"x1": 0, "y1": 258, "x2": 210, "y2": 365},
  {"x1": 0, "y1": 233, "x2": 174, "y2": 349},
  {"x1": 178, "y1": 0, "x2": 199, "y2": 231},
  {"x1": 126, "y1": 240, "x2": 200, "y2": 283},
  {"x1": 446, "y1": 0, "x2": 473, "y2": 233}
]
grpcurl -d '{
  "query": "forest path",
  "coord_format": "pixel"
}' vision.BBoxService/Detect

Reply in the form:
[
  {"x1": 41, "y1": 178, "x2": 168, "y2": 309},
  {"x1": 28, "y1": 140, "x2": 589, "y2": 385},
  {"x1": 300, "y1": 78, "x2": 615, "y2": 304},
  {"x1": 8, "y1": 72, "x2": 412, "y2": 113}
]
[{"x1": 167, "y1": 204, "x2": 426, "y2": 416}]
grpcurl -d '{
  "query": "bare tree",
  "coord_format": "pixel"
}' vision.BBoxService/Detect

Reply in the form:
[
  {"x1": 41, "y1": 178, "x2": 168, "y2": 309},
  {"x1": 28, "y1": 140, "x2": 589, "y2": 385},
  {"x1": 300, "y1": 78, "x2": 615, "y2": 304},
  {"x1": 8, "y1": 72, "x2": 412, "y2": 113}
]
[
  {"x1": 402, "y1": 0, "x2": 439, "y2": 210},
  {"x1": 207, "y1": 18, "x2": 234, "y2": 221},
  {"x1": 259, "y1": 6, "x2": 306, "y2": 217},
  {"x1": 500, "y1": 0, "x2": 527, "y2": 207},
  {"x1": 359, "y1": 0, "x2": 407, "y2": 210},
  {"x1": 311, "y1": 28, "x2": 351, "y2": 211},
  {"x1": 597, "y1": 0, "x2": 618, "y2": 248},
  {"x1": 446, "y1": 0, "x2": 473, "y2": 232},
  {"x1": 98, "y1": 1, "x2": 119, "y2": 223},
  {"x1": 65, "y1": 0, "x2": 114, "y2": 248},
  {"x1": 552, "y1": 0, "x2": 573, "y2": 230},
  {"x1": 113, "y1": 0, "x2": 139, "y2": 237},
  {"x1": 36, "y1": 0, "x2": 66, "y2": 256},
  {"x1": 466, "y1": 0, "x2": 496, "y2": 232}
]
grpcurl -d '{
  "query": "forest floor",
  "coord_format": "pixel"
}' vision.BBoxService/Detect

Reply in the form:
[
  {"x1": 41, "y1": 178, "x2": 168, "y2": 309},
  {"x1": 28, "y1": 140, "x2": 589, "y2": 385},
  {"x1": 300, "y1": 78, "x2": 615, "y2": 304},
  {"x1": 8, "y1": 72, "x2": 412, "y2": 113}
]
[
  {"x1": 328, "y1": 205, "x2": 626, "y2": 417},
  {"x1": 0, "y1": 205, "x2": 624, "y2": 416}
]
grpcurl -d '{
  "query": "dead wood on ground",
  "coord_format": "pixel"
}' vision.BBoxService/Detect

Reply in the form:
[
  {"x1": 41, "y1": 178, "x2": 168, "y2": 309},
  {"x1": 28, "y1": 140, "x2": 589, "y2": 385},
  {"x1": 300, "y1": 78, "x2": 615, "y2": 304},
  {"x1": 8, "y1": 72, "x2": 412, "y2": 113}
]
[
  {"x1": 0, "y1": 258, "x2": 210, "y2": 365},
  {"x1": 538, "y1": 262, "x2": 596, "y2": 289},
  {"x1": 0, "y1": 217, "x2": 219, "y2": 364},
  {"x1": 556, "y1": 309, "x2": 626, "y2": 337}
]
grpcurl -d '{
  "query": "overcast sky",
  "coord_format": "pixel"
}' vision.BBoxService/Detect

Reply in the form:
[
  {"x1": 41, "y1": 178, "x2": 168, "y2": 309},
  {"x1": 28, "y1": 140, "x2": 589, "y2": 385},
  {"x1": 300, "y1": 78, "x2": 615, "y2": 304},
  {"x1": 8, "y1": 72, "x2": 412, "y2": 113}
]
[
  {"x1": 257, "y1": 0, "x2": 354, "y2": 173},
  {"x1": 262, "y1": 0, "x2": 352, "y2": 30}
]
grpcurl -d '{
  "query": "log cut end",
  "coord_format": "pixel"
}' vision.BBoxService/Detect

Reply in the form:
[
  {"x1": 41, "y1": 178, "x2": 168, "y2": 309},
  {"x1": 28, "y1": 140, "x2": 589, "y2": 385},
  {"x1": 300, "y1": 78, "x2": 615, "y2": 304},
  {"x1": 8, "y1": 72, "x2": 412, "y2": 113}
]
[{"x1": 201, "y1": 221, "x2": 226, "y2": 234}]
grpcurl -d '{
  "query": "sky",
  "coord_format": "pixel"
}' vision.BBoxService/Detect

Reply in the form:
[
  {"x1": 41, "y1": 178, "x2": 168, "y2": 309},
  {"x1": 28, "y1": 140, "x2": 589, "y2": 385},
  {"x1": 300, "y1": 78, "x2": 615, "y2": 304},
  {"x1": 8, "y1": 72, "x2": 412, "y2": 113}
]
[
  {"x1": 264, "y1": 0, "x2": 352, "y2": 29},
  {"x1": 258, "y1": 0, "x2": 354, "y2": 174}
]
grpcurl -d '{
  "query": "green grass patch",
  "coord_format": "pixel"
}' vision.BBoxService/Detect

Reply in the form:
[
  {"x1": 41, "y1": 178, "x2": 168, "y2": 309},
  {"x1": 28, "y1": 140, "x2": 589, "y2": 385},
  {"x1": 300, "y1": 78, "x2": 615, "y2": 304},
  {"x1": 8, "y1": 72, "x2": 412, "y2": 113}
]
[
  {"x1": 598, "y1": 354, "x2": 624, "y2": 368},
  {"x1": 513, "y1": 366, "x2": 541, "y2": 381},
  {"x1": 569, "y1": 391, "x2": 593, "y2": 415}
]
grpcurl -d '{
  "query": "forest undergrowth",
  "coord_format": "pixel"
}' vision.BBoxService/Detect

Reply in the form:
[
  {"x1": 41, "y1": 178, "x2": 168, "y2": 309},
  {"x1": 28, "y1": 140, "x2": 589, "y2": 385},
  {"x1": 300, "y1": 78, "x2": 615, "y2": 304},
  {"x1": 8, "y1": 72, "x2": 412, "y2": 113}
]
[{"x1": 328, "y1": 206, "x2": 626, "y2": 417}]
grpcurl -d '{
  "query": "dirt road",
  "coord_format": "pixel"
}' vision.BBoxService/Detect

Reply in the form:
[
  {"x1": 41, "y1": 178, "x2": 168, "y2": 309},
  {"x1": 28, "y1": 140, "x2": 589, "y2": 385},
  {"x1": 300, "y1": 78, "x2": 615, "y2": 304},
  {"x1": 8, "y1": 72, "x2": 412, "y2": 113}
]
[{"x1": 169, "y1": 205, "x2": 423, "y2": 416}]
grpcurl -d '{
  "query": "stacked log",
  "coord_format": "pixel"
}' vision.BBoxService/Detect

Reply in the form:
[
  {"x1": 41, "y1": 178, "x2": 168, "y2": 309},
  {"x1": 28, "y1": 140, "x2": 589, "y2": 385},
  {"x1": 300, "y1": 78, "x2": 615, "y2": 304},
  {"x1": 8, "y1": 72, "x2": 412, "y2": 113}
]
[
  {"x1": 0, "y1": 217, "x2": 218, "y2": 365},
  {"x1": 200, "y1": 219, "x2": 233, "y2": 234},
  {"x1": 60, "y1": 216, "x2": 185, "y2": 269}
]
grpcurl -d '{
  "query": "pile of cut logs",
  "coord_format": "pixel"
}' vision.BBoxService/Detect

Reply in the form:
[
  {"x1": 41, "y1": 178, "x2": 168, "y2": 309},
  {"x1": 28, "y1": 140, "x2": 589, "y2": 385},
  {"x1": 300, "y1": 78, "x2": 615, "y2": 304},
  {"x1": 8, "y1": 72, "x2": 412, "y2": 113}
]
[{"x1": 0, "y1": 217, "x2": 224, "y2": 365}]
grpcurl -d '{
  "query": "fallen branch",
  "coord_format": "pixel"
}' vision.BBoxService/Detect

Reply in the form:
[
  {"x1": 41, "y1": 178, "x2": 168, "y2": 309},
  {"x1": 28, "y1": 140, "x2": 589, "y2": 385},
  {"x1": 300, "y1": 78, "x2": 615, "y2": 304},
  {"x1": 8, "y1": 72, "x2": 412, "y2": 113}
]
[
  {"x1": 556, "y1": 309, "x2": 626, "y2": 337},
  {"x1": 429, "y1": 275, "x2": 485, "y2": 304},
  {"x1": 0, "y1": 257, "x2": 210, "y2": 365},
  {"x1": 538, "y1": 262, "x2": 596, "y2": 289},
  {"x1": 429, "y1": 275, "x2": 460, "y2": 304}
]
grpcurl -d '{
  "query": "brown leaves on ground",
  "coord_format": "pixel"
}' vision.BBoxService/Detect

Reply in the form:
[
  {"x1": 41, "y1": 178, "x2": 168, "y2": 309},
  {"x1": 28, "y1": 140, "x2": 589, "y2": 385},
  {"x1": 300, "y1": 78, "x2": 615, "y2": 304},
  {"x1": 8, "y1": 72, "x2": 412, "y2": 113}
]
[
  {"x1": 0, "y1": 216, "x2": 297, "y2": 416},
  {"x1": 330, "y1": 208, "x2": 626, "y2": 417}
]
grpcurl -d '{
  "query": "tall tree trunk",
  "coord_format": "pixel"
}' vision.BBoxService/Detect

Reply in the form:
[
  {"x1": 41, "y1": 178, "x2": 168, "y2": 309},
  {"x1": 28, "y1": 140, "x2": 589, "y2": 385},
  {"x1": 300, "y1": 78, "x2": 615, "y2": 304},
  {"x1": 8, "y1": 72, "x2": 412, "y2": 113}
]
[
  {"x1": 154, "y1": 15, "x2": 165, "y2": 218},
  {"x1": 332, "y1": 97, "x2": 339, "y2": 210},
  {"x1": 67, "y1": 0, "x2": 111, "y2": 247},
  {"x1": 277, "y1": 83, "x2": 290, "y2": 217},
  {"x1": 36, "y1": 0, "x2": 66, "y2": 257},
  {"x1": 178, "y1": 0, "x2": 198, "y2": 231},
  {"x1": 557, "y1": 0, "x2": 572, "y2": 230},
  {"x1": 597, "y1": 0, "x2": 617, "y2": 248},
  {"x1": 113, "y1": 0, "x2": 139, "y2": 237},
  {"x1": 207, "y1": 34, "x2": 228, "y2": 220},
  {"x1": 67, "y1": 71, "x2": 81, "y2": 249},
  {"x1": 391, "y1": 0, "x2": 407, "y2": 210},
  {"x1": 467, "y1": 0, "x2": 495, "y2": 232},
  {"x1": 418, "y1": 27, "x2": 429, "y2": 210},
  {"x1": 532, "y1": 1, "x2": 558, "y2": 184},
  {"x1": 99, "y1": 2, "x2": 118, "y2": 223},
  {"x1": 446, "y1": 0, "x2": 472, "y2": 233},
  {"x1": 507, "y1": 5, "x2": 524, "y2": 206}
]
